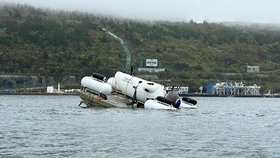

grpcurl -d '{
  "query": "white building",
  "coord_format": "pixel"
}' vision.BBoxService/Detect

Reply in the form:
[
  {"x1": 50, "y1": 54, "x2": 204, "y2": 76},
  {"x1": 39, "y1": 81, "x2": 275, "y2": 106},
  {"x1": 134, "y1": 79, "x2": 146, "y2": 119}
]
[
  {"x1": 47, "y1": 86, "x2": 54, "y2": 93},
  {"x1": 167, "y1": 86, "x2": 189, "y2": 95},
  {"x1": 247, "y1": 66, "x2": 260, "y2": 73},
  {"x1": 213, "y1": 82, "x2": 261, "y2": 96}
]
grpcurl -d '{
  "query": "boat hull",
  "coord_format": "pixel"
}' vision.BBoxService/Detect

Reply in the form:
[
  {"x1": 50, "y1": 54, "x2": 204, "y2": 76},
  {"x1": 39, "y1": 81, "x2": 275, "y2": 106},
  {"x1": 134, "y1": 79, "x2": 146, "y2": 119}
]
[
  {"x1": 77, "y1": 89, "x2": 131, "y2": 108},
  {"x1": 78, "y1": 89, "x2": 198, "y2": 110}
]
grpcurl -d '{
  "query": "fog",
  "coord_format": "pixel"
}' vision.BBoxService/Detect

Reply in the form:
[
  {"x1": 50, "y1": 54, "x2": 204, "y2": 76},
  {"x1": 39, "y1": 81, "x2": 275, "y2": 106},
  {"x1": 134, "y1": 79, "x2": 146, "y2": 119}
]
[{"x1": 3, "y1": 0, "x2": 280, "y2": 23}]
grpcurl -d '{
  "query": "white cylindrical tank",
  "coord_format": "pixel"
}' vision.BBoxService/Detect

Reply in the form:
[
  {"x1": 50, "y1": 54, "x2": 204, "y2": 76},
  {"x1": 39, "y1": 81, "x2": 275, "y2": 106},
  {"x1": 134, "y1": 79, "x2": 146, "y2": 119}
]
[
  {"x1": 144, "y1": 100, "x2": 176, "y2": 110},
  {"x1": 113, "y1": 71, "x2": 166, "y2": 103},
  {"x1": 114, "y1": 71, "x2": 141, "y2": 95},
  {"x1": 107, "y1": 77, "x2": 117, "y2": 90},
  {"x1": 81, "y1": 76, "x2": 112, "y2": 95}
]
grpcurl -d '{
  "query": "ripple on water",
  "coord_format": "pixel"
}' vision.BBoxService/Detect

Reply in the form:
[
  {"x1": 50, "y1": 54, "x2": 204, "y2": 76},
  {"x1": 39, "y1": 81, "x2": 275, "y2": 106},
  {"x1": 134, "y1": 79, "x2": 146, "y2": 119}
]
[{"x1": 1, "y1": 96, "x2": 280, "y2": 158}]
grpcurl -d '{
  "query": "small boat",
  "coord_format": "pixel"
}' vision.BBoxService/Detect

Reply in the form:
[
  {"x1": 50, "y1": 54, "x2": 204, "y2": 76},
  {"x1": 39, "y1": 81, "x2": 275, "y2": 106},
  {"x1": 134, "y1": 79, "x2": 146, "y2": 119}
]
[{"x1": 77, "y1": 71, "x2": 198, "y2": 110}]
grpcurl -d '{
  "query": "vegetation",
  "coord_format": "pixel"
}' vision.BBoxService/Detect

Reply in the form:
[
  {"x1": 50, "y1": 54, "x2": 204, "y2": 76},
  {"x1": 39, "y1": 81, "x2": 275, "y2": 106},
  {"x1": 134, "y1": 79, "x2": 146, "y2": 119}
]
[{"x1": 1, "y1": 4, "x2": 280, "y2": 93}]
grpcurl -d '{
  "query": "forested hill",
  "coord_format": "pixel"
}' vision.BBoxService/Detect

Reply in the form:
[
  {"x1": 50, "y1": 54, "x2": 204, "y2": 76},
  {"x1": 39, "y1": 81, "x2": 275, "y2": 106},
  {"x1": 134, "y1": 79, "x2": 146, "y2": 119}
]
[{"x1": 1, "y1": 4, "x2": 280, "y2": 92}]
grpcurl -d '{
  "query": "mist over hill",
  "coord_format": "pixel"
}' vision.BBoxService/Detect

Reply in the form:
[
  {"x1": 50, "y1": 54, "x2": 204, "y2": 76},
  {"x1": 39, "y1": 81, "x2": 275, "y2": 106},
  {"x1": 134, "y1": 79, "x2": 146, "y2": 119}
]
[{"x1": 0, "y1": 3, "x2": 280, "y2": 92}]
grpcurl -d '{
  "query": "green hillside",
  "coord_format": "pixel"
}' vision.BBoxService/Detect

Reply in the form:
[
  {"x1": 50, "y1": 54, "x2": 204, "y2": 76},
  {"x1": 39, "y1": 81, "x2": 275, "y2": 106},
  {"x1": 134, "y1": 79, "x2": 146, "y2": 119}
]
[{"x1": 1, "y1": 4, "x2": 280, "y2": 92}]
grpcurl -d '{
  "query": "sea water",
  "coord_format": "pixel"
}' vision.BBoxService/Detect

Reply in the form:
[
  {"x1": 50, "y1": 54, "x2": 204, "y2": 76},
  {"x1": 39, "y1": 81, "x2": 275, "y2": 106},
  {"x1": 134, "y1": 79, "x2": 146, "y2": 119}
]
[{"x1": 0, "y1": 95, "x2": 279, "y2": 158}]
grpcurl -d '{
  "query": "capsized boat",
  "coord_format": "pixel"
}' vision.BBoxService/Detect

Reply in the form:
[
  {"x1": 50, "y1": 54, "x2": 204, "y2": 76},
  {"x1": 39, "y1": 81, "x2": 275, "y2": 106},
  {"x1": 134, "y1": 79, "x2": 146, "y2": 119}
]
[{"x1": 77, "y1": 71, "x2": 197, "y2": 110}]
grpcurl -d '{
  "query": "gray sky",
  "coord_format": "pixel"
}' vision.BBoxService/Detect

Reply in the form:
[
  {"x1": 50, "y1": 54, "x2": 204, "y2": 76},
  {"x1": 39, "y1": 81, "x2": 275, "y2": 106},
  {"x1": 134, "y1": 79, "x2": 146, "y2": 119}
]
[{"x1": 5, "y1": 0, "x2": 280, "y2": 23}]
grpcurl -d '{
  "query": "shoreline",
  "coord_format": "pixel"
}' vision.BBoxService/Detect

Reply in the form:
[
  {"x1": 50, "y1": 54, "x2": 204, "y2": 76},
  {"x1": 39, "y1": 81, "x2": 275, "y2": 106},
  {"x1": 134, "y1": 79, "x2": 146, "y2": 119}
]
[
  {"x1": 180, "y1": 94, "x2": 280, "y2": 98},
  {"x1": 1, "y1": 92, "x2": 279, "y2": 98},
  {"x1": 0, "y1": 92, "x2": 78, "y2": 95}
]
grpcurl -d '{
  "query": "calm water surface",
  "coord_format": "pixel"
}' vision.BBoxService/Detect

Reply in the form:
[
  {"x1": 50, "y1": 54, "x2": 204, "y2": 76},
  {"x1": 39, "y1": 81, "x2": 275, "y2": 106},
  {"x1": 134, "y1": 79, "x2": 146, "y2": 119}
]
[{"x1": 0, "y1": 95, "x2": 279, "y2": 158}]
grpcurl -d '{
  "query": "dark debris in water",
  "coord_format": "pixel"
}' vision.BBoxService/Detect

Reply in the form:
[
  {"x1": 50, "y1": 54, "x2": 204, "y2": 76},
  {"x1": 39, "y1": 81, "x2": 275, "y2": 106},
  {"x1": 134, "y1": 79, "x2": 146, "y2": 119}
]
[{"x1": 255, "y1": 113, "x2": 265, "y2": 117}]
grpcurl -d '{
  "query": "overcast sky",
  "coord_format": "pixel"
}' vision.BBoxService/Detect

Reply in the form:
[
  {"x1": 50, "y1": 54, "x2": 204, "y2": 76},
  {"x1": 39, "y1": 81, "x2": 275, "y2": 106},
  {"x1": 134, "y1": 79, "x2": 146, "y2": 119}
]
[{"x1": 4, "y1": 0, "x2": 280, "y2": 23}]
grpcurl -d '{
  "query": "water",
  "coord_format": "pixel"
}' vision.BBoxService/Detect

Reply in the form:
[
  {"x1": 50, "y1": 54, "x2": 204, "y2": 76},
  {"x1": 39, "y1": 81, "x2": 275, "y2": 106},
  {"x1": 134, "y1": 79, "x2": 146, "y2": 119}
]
[{"x1": 0, "y1": 95, "x2": 279, "y2": 158}]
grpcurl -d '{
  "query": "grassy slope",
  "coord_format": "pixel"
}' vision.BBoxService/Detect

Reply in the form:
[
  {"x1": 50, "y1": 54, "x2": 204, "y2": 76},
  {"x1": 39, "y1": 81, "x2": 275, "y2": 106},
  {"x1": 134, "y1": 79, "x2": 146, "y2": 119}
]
[{"x1": 0, "y1": 4, "x2": 280, "y2": 92}]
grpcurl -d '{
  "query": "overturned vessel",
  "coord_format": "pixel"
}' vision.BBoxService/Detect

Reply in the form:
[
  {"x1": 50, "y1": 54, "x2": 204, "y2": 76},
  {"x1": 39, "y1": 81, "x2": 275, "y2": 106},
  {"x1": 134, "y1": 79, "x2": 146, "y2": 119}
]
[{"x1": 77, "y1": 71, "x2": 197, "y2": 110}]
